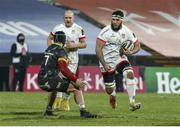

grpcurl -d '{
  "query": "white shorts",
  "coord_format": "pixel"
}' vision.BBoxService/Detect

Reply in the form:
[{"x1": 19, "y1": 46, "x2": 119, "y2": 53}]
[
  {"x1": 68, "y1": 63, "x2": 78, "y2": 74},
  {"x1": 99, "y1": 55, "x2": 129, "y2": 73}
]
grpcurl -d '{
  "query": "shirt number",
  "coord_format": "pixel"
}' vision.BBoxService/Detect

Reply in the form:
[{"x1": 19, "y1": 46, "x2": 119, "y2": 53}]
[{"x1": 44, "y1": 55, "x2": 49, "y2": 65}]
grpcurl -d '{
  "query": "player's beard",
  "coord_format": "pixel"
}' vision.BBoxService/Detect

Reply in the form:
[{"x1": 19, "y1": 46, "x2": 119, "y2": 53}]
[
  {"x1": 65, "y1": 21, "x2": 73, "y2": 28},
  {"x1": 111, "y1": 22, "x2": 122, "y2": 31}
]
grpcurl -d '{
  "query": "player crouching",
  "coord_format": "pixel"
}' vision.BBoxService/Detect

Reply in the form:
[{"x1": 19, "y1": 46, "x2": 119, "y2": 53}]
[{"x1": 38, "y1": 31, "x2": 97, "y2": 118}]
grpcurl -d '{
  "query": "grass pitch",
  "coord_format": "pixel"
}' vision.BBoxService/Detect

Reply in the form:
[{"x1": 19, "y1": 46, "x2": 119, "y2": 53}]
[{"x1": 0, "y1": 92, "x2": 180, "y2": 126}]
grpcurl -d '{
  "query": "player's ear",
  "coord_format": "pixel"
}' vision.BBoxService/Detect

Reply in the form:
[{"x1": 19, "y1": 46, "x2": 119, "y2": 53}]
[{"x1": 48, "y1": 33, "x2": 54, "y2": 40}]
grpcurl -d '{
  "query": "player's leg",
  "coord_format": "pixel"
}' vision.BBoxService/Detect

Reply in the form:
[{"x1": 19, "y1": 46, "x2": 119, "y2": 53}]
[
  {"x1": 68, "y1": 85, "x2": 85, "y2": 111},
  {"x1": 53, "y1": 92, "x2": 63, "y2": 110},
  {"x1": 44, "y1": 91, "x2": 57, "y2": 116},
  {"x1": 54, "y1": 91, "x2": 70, "y2": 111},
  {"x1": 62, "y1": 92, "x2": 70, "y2": 111},
  {"x1": 123, "y1": 69, "x2": 141, "y2": 111},
  {"x1": 72, "y1": 88, "x2": 85, "y2": 109},
  {"x1": 42, "y1": 75, "x2": 69, "y2": 116},
  {"x1": 102, "y1": 72, "x2": 117, "y2": 109},
  {"x1": 53, "y1": 65, "x2": 73, "y2": 111},
  {"x1": 116, "y1": 57, "x2": 141, "y2": 111},
  {"x1": 67, "y1": 84, "x2": 97, "y2": 118},
  {"x1": 59, "y1": 63, "x2": 78, "y2": 111}
]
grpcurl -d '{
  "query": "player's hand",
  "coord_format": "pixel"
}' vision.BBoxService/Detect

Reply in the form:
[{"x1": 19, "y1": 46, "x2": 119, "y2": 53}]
[
  {"x1": 75, "y1": 78, "x2": 87, "y2": 88},
  {"x1": 104, "y1": 64, "x2": 112, "y2": 72},
  {"x1": 67, "y1": 58, "x2": 71, "y2": 64},
  {"x1": 66, "y1": 41, "x2": 77, "y2": 49},
  {"x1": 121, "y1": 48, "x2": 134, "y2": 55}
]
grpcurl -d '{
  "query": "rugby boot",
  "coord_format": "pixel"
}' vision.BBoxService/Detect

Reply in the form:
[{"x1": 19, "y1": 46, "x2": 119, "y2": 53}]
[
  {"x1": 129, "y1": 102, "x2": 141, "y2": 111},
  {"x1": 80, "y1": 110, "x2": 97, "y2": 118}
]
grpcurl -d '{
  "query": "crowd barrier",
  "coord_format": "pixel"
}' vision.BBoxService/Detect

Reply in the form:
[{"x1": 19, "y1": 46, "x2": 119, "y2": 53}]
[{"x1": 0, "y1": 65, "x2": 179, "y2": 94}]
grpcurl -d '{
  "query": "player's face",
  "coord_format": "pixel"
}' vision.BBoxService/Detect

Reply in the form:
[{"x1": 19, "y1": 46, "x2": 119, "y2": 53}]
[
  {"x1": 64, "y1": 12, "x2": 74, "y2": 28},
  {"x1": 111, "y1": 17, "x2": 122, "y2": 29}
]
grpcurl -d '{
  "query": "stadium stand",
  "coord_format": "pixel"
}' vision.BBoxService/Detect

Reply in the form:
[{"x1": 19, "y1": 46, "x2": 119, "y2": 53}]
[
  {"x1": 0, "y1": 0, "x2": 152, "y2": 67},
  {"x1": 55, "y1": 0, "x2": 180, "y2": 66},
  {"x1": 0, "y1": 0, "x2": 100, "y2": 54},
  {"x1": 0, "y1": 0, "x2": 99, "y2": 66},
  {"x1": 0, "y1": 0, "x2": 180, "y2": 66},
  {"x1": 55, "y1": 0, "x2": 180, "y2": 57}
]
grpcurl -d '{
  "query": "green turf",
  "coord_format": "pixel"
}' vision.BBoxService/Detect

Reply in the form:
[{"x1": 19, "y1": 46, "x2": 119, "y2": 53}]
[{"x1": 0, "y1": 92, "x2": 180, "y2": 126}]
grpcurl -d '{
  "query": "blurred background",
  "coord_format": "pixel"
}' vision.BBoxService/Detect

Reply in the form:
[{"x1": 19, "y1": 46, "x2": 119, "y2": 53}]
[{"x1": 0, "y1": 0, "x2": 180, "y2": 93}]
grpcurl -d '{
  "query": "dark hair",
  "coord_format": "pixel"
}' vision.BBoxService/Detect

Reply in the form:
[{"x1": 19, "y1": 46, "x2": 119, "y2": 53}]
[
  {"x1": 17, "y1": 33, "x2": 25, "y2": 43},
  {"x1": 54, "y1": 31, "x2": 66, "y2": 45},
  {"x1": 112, "y1": 10, "x2": 124, "y2": 19}
]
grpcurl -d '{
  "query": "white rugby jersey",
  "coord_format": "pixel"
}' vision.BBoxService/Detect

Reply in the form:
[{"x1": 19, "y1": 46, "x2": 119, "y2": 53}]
[
  {"x1": 97, "y1": 24, "x2": 137, "y2": 71},
  {"x1": 51, "y1": 23, "x2": 85, "y2": 71}
]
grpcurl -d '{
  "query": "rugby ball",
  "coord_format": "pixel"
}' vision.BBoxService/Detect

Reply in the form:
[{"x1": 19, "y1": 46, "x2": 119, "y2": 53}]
[{"x1": 121, "y1": 40, "x2": 134, "y2": 51}]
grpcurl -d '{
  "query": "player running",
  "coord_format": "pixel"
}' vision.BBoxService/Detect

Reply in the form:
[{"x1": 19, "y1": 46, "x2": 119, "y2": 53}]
[{"x1": 96, "y1": 10, "x2": 141, "y2": 111}]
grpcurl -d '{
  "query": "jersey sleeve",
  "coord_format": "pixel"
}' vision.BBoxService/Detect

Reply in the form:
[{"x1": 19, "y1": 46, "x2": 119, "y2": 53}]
[
  {"x1": 57, "y1": 50, "x2": 77, "y2": 82},
  {"x1": 97, "y1": 27, "x2": 109, "y2": 44},
  {"x1": 78, "y1": 25, "x2": 86, "y2": 39},
  {"x1": 126, "y1": 28, "x2": 137, "y2": 43}
]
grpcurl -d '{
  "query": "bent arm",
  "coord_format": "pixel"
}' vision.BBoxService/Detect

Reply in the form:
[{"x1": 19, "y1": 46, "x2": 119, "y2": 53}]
[
  {"x1": 132, "y1": 40, "x2": 141, "y2": 54},
  {"x1": 77, "y1": 37, "x2": 87, "y2": 49},
  {"x1": 66, "y1": 37, "x2": 87, "y2": 49}
]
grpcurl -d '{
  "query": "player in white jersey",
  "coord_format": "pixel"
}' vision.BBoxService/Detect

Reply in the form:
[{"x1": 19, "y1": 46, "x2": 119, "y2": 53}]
[
  {"x1": 47, "y1": 10, "x2": 87, "y2": 111},
  {"x1": 96, "y1": 10, "x2": 141, "y2": 111},
  {"x1": 51, "y1": 23, "x2": 85, "y2": 73}
]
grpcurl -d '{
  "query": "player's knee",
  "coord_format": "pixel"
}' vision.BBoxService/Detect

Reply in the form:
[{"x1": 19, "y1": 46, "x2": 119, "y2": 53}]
[
  {"x1": 106, "y1": 87, "x2": 114, "y2": 94},
  {"x1": 123, "y1": 69, "x2": 136, "y2": 85},
  {"x1": 127, "y1": 71, "x2": 134, "y2": 79},
  {"x1": 104, "y1": 82, "x2": 115, "y2": 94},
  {"x1": 123, "y1": 69, "x2": 134, "y2": 79},
  {"x1": 73, "y1": 88, "x2": 82, "y2": 94}
]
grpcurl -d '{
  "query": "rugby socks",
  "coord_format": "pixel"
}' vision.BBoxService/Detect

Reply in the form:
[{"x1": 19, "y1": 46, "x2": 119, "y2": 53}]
[
  {"x1": 126, "y1": 78, "x2": 136, "y2": 103},
  {"x1": 110, "y1": 89, "x2": 116, "y2": 96},
  {"x1": 57, "y1": 92, "x2": 63, "y2": 97},
  {"x1": 53, "y1": 92, "x2": 62, "y2": 109},
  {"x1": 79, "y1": 103, "x2": 86, "y2": 111},
  {"x1": 46, "y1": 106, "x2": 52, "y2": 111}
]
